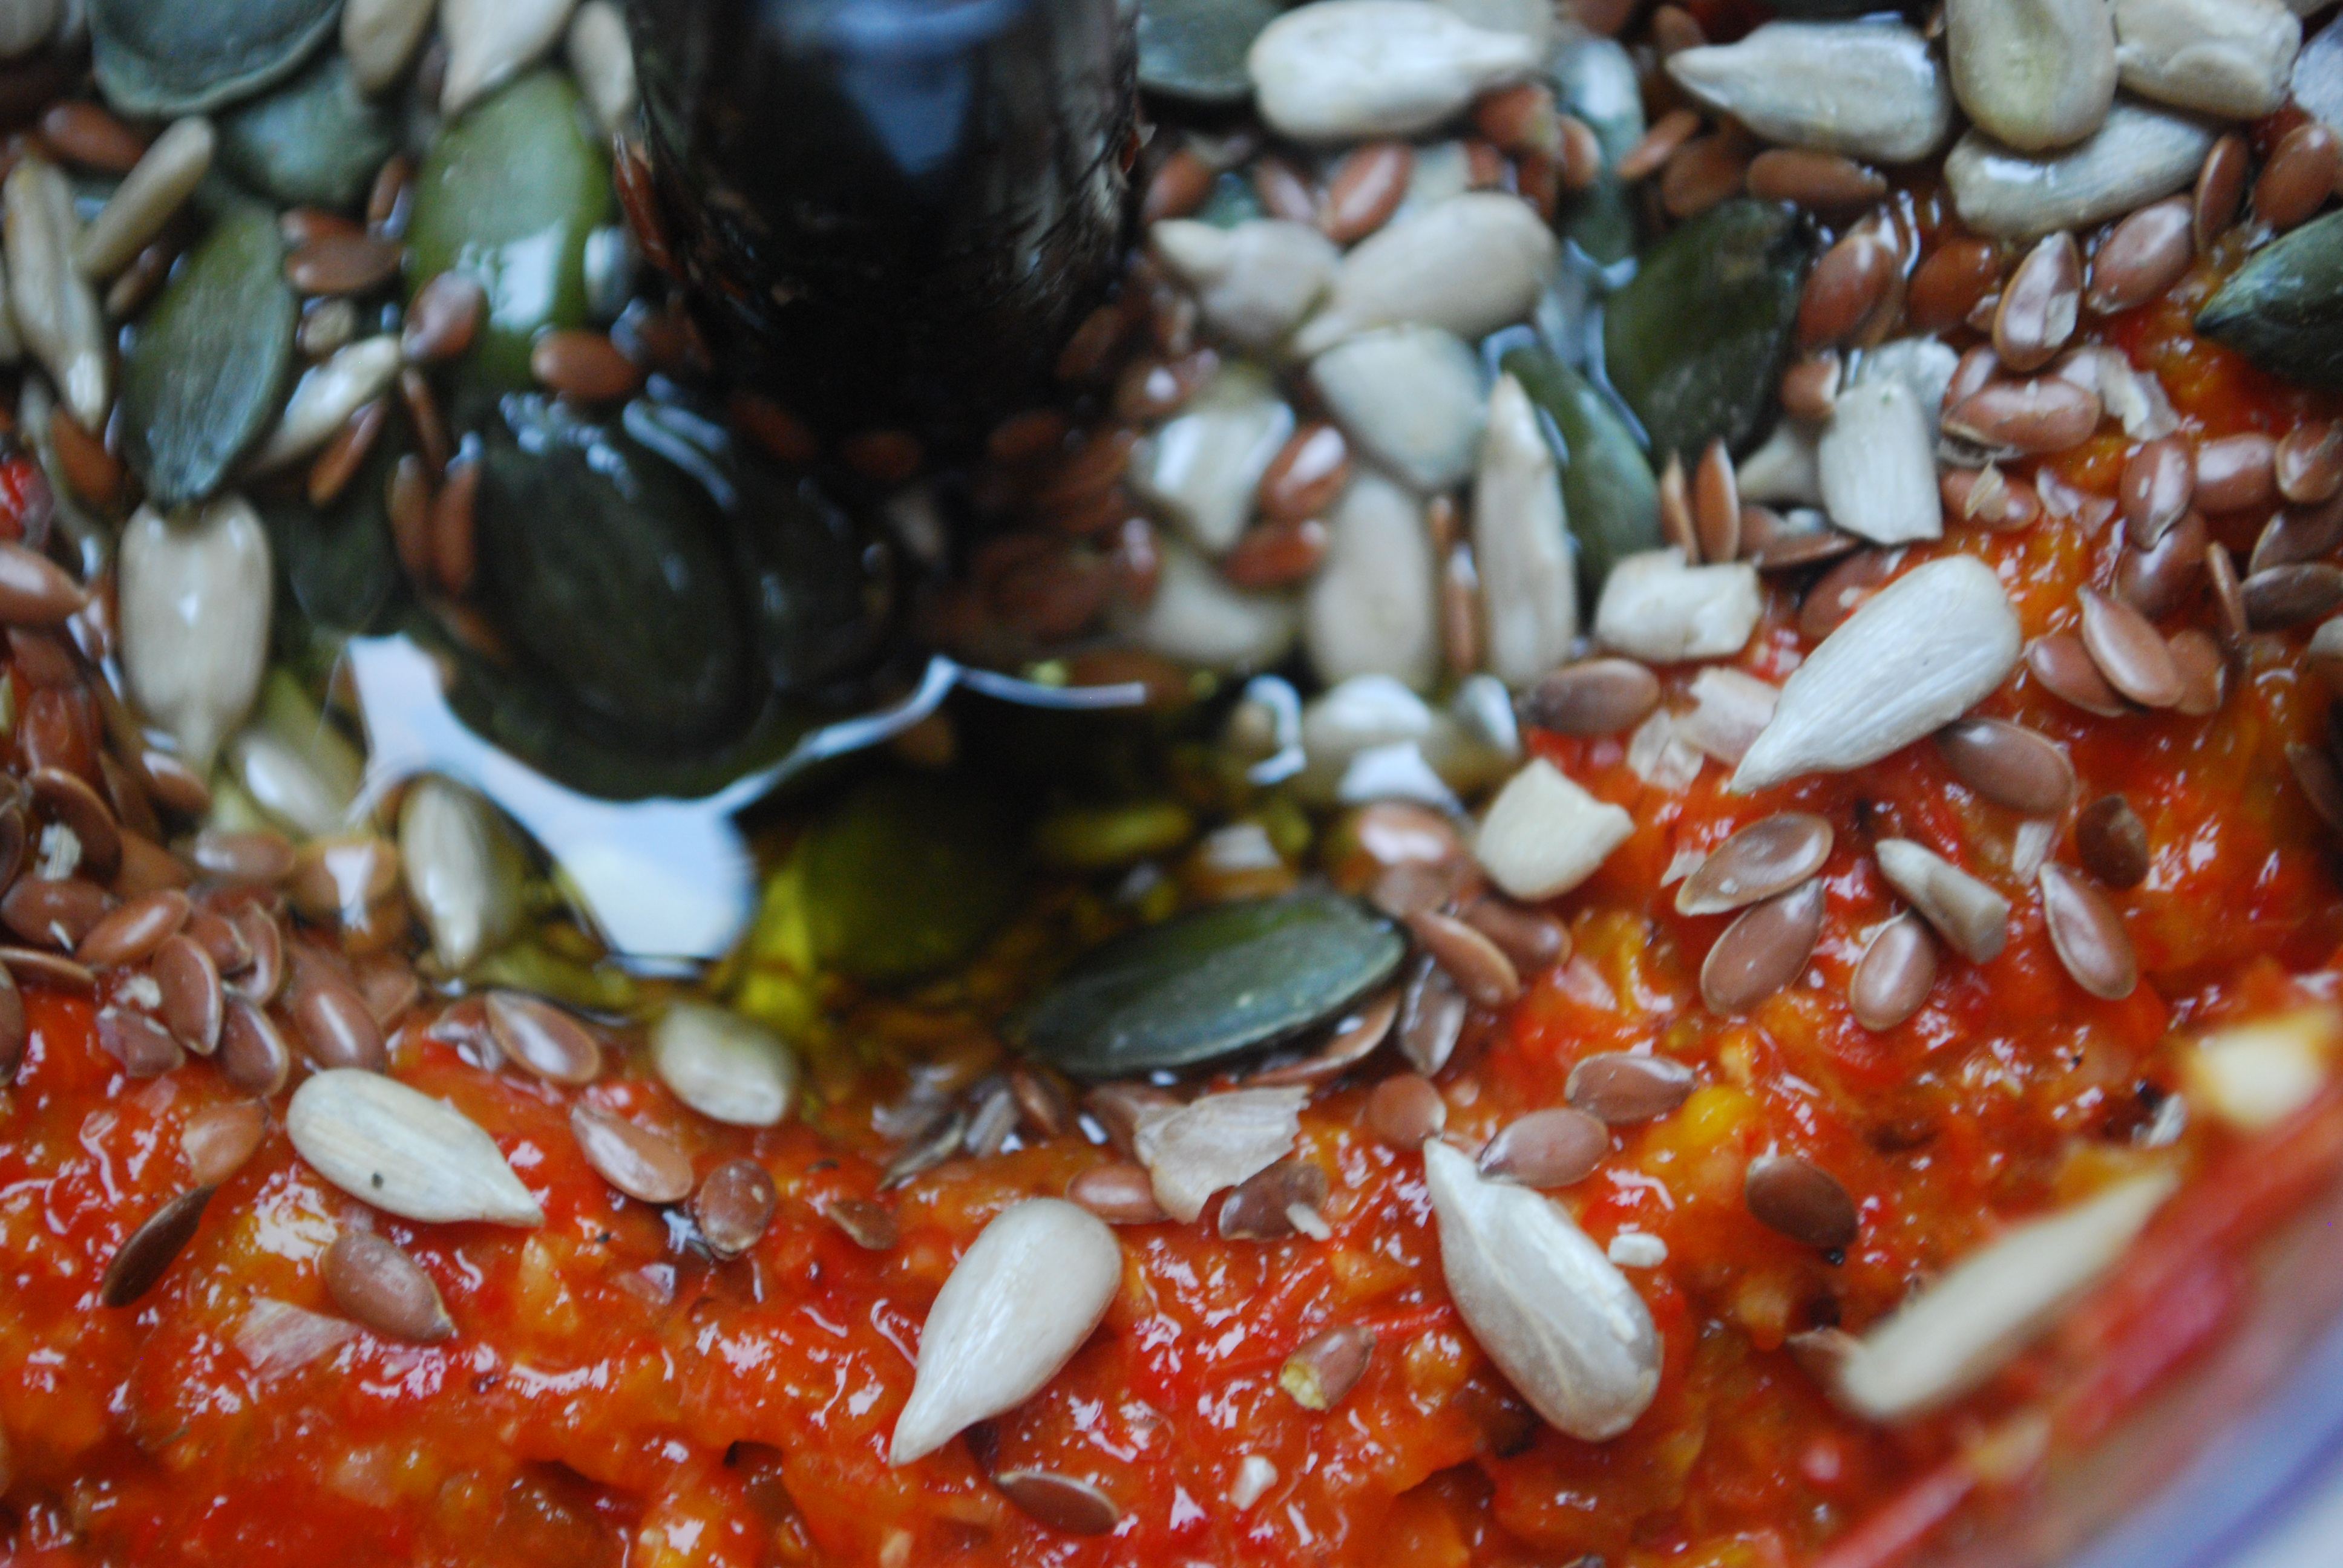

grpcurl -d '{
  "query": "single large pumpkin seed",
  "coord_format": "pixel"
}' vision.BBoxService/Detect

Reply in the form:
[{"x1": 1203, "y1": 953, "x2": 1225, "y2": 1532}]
[
  {"x1": 92, "y1": 0, "x2": 340, "y2": 117},
  {"x1": 1421, "y1": 1138, "x2": 1661, "y2": 1441},
  {"x1": 1734, "y1": 555, "x2": 2023, "y2": 792},
  {"x1": 217, "y1": 54, "x2": 400, "y2": 211},
  {"x1": 1833, "y1": 1172, "x2": 2174, "y2": 1420},
  {"x1": 889, "y1": 1198, "x2": 1122, "y2": 1464},
  {"x1": 1020, "y1": 892, "x2": 1404, "y2": 1079},
  {"x1": 1603, "y1": 198, "x2": 1814, "y2": 463},
  {"x1": 406, "y1": 71, "x2": 610, "y2": 388},
  {"x1": 286, "y1": 1069, "x2": 545, "y2": 1226},
  {"x1": 119, "y1": 203, "x2": 294, "y2": 508}
]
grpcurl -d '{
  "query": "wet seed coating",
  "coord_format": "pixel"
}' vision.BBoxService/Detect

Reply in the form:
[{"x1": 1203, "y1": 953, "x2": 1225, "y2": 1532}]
[
  {"x1": 2038, "y1": 863, "x2": 2138, "y2": 1000},
  {"x1": 693, "y1": 1158, "x2": 777, "y2": 1258},
  {"x1": 1479, "y1": 1107, "x2": 1609, "y2": 1189},
  {"x1": 1744, "y1": 1155, "x2": 1858, "y2": 1250},
  {"x1": 994, "y1": 1469, "x2": 1121, "y2": 1536},
  {"x1": 1934, "y1": 719, "x2": 2075, "y2": 816},
  {"x1": 2078, "y1": 590, "x2": 2182, "y2": 708},
  {"x1": 1849, "y1": 914, "x2": 1936, "y2": 1031},
  {"x1": 2075, "y1": 794, "x2": 2151, "y2": 888},
  {"x1": 1280, "y1": 1323, "x2": 1377, "y2": 1411},
  {"x1": 321, "y1": 1230, "x2": 454, "y2": 1344},
  {"x1": 1676, "y1": 813, "x2": 1835, "y2": 917},
  {"x1": 570, "y1": 1103, "x2": 695, "y2": 1204},
  {"x1": 1566, "y1": 1052, "x2": 1696, "y2": 1125},
  {"x1": 1700, "y1": 879, "x2": 1826, "y2": 1014},
  {"x1": 99, "y1": 1186, "x2": 214, "y2": 1307},
  {"x1": 1066, "y1": 1161, "x2": 1168, "y2": 1224},
  {"x1": 486, "y1": 990, "x2": 603, "y2": 1085},
  {"x1": 1520, "y1": 658, "x2": 1662, "y2": 736}
]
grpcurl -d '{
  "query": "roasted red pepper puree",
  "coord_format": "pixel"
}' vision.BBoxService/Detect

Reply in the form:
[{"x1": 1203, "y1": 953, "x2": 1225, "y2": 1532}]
[{"x1": 9, "y1": 272, "x2": 2343, "y2": 1568}]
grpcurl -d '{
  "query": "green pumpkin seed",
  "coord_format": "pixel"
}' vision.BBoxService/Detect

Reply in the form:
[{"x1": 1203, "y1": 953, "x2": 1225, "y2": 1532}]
[
  {"x1": 1602, "y1": 198, "x2": 1813, "y2": 463},
  {"x1": 725, "y1": 457, "x2": 894, "y2": 694},
  {"x1": 1020, "y1": 892, "x2": 1406, "y2": 1079},
  {"x1": 93, "y1": 0, "x2": 340, "y2": 117},
  {"x1": 1553, "y1": 37, "x2": 1644, "y2": 266},
  {"x1": 795, "y1": 774, "x2": 1024, "y2": 984},
  {"x1": 1139, "y1": 0, "x2": 1283, "y2": 104},
  {"x1": 261, "y1": 434, "x2": 404, "y2": 642},
  {"x1": 2196, "y1": 211, "x2": 2343, "y2": 390},
  {"x1": 1501, "y1": 344, "x2": 1660, "y2": 593},
  {"x1": 406, "y1": 71, "x2": 612, "y2": 389},
  {"x1": 473, "y1": 403, "x2": 749, "y2": 752},
  {"x1": 120, "y1": 203, "x2": 296, "y2": 509},
  {"x1": 217, "y1": 54, "x2": 401, "y2": 212}
]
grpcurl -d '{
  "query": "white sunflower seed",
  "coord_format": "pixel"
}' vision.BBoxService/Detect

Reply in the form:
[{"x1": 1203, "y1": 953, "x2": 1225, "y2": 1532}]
[
  {"x1": 398, "y1": 776, "x2": 524, "y2": 973},
  {"x1": 1422, "y1": 1138, "x2": 1660, "y2": 1440},
  {"x1": 1736, "y1": 422, "x2": 1823, "y2": 508},
  {"x1": 1474, "y1": 757, "x2": 1634, "y2": 901},
  {"x1": 4, "y1": 155, "x2": 108, "y2": 429},
  {"x1": 120, "y1": 498, "x2": 272, "y2": 775},
  {"x1": 76, "y1": 117, "x2": 213, "y2": 281},
  {"x1": 440, "y1": 0, "x2": 580, "y2": 116},
  {"x1": 888, "y1": 1198, "x2": 1122, "y2": 1464},
  {"x1": 344, "y1": 0, "x2": 436, "y2": 92},
  {"x1": 1593, "y1": 549, "x2": 1763, "y2": 664},
  {"x1": 1305, "y1": 470, "x2": 1441, "y2": 691},
  {"x1": 287, "y1": 1068, "x2": 545, "y2": 1226},
  {"x1": 1127, "y1": 362, "x2": 1293, "y2": 554},
  {"x1": 1874, "y1": 838, "x2": 2011, "y2": 963},
  {"x1": 1113, "y1": 538, "x2": 1300, "y2": 673},
  {"x1": 1944, "y1": 100, "x2": 2214, "y2": 237},
  {"x1": 2180, "y1": 1006, "x2": 2340, "y2": 1131},
  {"x1": 1474, "y1": 374, "x2": 1576, "y2": 688},
  {"x1": 1818, "y1": 375, "x2": 1942, "y2": 544},
  {"x1": 1309, "y1": 324, "x2": 1486, "y2": 492},
  {"x1": 1834, "y1": 1171, "x2": 2176, "y2": 1421},
  {"x1": 565, "y1": 0, "x2": 637, "y2": 136},
  {"x1": 1150, "y1": 220, "x2": 1340, "y2": 353},
  {"x1": 2112, "y1": 0, "x2": 2298, "y2": 120},
  {"x1": 230, "y1": 727, "x2": 360, "y2": 838},
  {"x1": 650, "y1": 1002, "x2": 799, "y2": 1127},
  {"x1": 1291, "y1": 193, "x2": 1555, "y2": 358},
  {"x1": 1946, "y1": 0, "x2": 2116, "y2": 154},
  {"x1": 1732, "y1": 555, "x2": 2022, "y2": 793},
  {"x1": 1132, "y1": 1086, "x2": 1308, "y2": 1223},
  {"x1": 1247, "y1": 0, "x2": 1538, "y2": 144},
  {"x1": 251, "y1": 336, "x2": 403, "y2": 472},
  {"x1": 1677, "y1": 667, "x2": 1778, "y2": 766},
  {"x1": 1666, "y1": 22, "x2": 1951, "y2": 164}
]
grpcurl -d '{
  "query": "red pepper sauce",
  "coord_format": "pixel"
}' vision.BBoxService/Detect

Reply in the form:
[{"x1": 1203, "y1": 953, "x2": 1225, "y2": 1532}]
[{"x1": 6, "y1": 269, "x2": 2343, "y2": 1568}]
